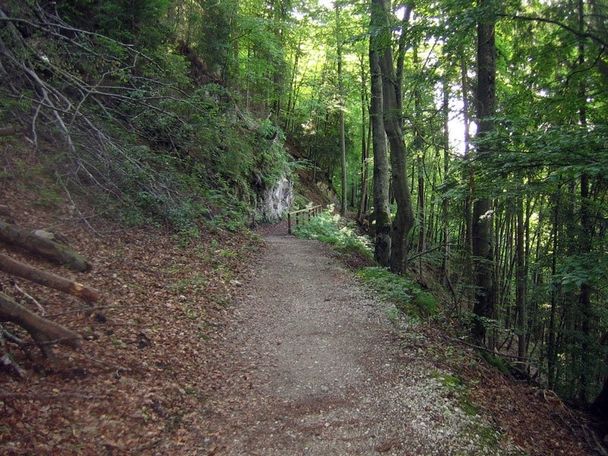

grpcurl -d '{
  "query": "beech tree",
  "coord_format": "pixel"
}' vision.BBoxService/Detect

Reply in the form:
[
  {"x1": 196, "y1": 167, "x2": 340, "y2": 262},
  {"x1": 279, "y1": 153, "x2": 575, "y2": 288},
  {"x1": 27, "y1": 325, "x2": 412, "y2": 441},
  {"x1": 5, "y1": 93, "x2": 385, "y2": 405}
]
[{"x1": 471, "y1": 0, "x2": 497, "y2": 345}]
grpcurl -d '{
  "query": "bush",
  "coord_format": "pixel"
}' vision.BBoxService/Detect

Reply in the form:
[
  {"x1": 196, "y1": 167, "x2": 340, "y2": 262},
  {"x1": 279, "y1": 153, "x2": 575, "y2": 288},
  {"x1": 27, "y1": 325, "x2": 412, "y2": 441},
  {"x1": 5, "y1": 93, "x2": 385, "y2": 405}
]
[
  {"x1": 293, "y1": 209, "x2": 372, "y2": 259},
  {"x1": 357, "y1": 267, "x2": 438, "y2": 319}
]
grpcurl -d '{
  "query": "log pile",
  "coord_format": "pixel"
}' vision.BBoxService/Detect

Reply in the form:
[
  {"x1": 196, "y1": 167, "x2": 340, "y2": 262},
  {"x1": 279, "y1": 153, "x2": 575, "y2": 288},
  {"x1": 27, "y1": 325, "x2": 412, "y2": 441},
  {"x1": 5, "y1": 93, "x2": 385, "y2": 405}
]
[{"x1": 0, "y1": 207, "x2": 98, "y2": 370}]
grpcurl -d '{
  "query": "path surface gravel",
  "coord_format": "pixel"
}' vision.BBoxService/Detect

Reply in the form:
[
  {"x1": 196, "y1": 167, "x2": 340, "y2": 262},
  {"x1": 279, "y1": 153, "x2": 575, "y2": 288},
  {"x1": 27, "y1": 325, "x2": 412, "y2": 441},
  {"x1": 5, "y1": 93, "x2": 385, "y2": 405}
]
[{"x1": 203, "y1": 234, "x2": 519, "y2": 455}]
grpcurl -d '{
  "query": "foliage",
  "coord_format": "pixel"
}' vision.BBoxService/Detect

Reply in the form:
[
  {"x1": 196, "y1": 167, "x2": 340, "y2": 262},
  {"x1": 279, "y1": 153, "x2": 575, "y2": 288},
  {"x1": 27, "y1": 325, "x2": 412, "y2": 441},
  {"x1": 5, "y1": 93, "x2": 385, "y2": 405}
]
[
  {"x1": 0, "y1": 0, "x2": 292, "y2": 235},
  {"x1": 293, "y1": 209, "x2": 372, "y2": 258},
  {"x1": 357, "y1": 267, "x2": 439, "y2": 319}
]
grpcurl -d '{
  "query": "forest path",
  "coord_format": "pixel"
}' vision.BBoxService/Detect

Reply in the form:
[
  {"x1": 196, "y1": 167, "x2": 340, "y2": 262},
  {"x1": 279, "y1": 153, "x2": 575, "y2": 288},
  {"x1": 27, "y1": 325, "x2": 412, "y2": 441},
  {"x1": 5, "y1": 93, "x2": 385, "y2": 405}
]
[{"x1": 202, "y1": 234, "x2": 515, "y2": 455}]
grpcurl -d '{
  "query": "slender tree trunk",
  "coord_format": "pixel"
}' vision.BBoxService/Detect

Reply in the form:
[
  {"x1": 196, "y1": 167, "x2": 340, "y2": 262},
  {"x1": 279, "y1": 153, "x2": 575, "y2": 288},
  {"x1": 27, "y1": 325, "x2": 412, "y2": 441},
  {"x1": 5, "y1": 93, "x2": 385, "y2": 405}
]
[
  {"x1": 547, "y1": 193, "x2": 560, "y2": 391},
  {"x1": 336, "y1": 1, "x2": 347, "y2": 215},
  {"x1": 413, "y1": 46, "x2": 426, "y2": 254},
  {"x1": 417, "y1": 154, "x2": 426, "y2": 253},
  {"x1": 516, "y1": 193, "x2": 527, "y2": 361},
  {"x1": 441, "y1": 74, "x2": 450, "y2": 284},
  {"x1": 395, "y1": 3, "x2": 413, "y2": 118},
  {"x1": 472, "y1": 0, "x2": 496, "y2": 345},
  {"x1": 369, "y1": 21, "x2": 391, "y2": 266},
  {"x1": 461, "y1": 56, "x2": 474, "y2": 296},
  {"x1": 285, "y1": 40, "x2": 302, "y2": 133},
  {"x1": 358, "y1": 53, "x2": 370, "y2": 222},
  {"x1": 577, "y1": 0, "x2": 593, "y2": 404}
]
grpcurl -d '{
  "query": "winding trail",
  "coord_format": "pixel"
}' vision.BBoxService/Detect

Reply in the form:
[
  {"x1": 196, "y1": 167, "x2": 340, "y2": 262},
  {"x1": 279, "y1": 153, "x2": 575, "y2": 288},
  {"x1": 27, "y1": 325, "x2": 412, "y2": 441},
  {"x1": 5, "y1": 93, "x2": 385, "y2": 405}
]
[{"x1": 203, "y1": 234, "x2": 517, "y2": 455}]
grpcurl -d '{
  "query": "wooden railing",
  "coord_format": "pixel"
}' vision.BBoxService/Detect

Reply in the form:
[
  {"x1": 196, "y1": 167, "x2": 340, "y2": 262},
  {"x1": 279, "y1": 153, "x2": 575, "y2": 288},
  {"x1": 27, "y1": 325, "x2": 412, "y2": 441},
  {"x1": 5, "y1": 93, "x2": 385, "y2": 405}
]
[{"x1": 287, "y1": 205, "x2": 323, "y2": 234}]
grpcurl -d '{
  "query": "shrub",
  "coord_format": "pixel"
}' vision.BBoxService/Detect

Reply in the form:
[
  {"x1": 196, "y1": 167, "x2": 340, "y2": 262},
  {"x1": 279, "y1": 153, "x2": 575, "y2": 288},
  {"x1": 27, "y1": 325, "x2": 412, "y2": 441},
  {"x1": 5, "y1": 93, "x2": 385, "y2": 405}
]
[
  {"x1": 357, "y1": 267, "x2": 438, "y2": 319},
  {"x1": 293, "y1": 209, "x2": 372, "y2": 259}
]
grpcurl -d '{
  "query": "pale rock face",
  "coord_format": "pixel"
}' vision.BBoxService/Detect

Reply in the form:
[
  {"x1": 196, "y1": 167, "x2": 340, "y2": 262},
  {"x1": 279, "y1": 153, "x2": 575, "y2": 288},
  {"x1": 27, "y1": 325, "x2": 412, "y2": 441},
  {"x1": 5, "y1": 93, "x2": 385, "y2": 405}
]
[{"x1": 257, "y1": 176, "x2": 293, "y2": 222}]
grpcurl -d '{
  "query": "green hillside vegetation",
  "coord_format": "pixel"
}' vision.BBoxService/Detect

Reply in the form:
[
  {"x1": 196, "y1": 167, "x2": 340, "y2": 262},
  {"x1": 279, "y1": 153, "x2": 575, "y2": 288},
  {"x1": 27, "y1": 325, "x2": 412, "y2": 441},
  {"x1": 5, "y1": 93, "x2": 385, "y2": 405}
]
[{"x1": 1, "y1": 1, "x2": 292, "y2": 236}]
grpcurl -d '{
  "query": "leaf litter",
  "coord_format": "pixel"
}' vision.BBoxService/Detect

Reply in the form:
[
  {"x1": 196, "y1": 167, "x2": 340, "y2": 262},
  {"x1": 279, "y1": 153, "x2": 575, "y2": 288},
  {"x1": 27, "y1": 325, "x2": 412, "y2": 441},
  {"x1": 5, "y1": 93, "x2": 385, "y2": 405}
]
[{"x1": 0, "y1": 185, "x2": 593, "y2": 455}]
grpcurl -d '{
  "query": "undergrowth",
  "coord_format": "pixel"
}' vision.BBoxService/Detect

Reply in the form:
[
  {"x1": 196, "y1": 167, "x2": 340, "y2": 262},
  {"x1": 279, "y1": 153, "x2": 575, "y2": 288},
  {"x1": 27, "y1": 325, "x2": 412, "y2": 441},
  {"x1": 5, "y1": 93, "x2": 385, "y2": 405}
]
[
  {"x1": 293, "y1": 209, "x2": 372, "y2": 259},
  {"x1": 294, "y1": 209, "x2": 438, "y2": 319},
  {"x1": 0, "y1": 3, "x2": 292, "y2": 236},
  {"x1": 357, "y1": 267, "x2": 438, "y2": 318}
]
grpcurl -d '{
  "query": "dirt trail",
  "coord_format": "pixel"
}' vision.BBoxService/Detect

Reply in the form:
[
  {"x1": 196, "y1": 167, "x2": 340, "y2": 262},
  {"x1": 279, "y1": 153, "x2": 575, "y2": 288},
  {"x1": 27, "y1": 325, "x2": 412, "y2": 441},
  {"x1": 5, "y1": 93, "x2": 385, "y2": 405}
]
[{"x1": 204, "y1": 234, "x2": 518, "y2": 455}]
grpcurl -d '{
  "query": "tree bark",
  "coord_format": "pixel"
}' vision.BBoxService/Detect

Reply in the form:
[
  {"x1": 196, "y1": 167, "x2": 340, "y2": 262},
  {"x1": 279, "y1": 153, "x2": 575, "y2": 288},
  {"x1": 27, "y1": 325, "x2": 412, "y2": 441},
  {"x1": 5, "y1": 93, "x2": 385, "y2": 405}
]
[
  {"x1": 413, "y1": 46, "x2": 426, "y2": 255},
  {"x1": 336, "y1": 1, "x2": 347, "y2": 215},
  {"x1": 0, "y1": 254, "x2": 99, "y2": 303},
  {"x1": 369, "y1": 11, "x2": 391, "y2": 266},
  {"x1": 461, "y1": 56, "x2": 474, "y2": 297},
  {"x1": 472, "y1": 0, "x2": 496, "y2": 345},
  {"x1": 373, "y1": 0, "x2": 415, "y2": 274},
  {"x1": 578, "y1": 0, "x2": 594, "y2": 404},
  {"x1": 357, "y1": 52, "x2": 370, "y2": 223},
  {"x1": 516, "y1": 194, "x2": 527, "y2": 361},
  {"x1": 0, "y1": 221, "x2": 91, "y2": 272},
  {"x1": 441, "y1": 75, "x2": 450, "y2": 284}
]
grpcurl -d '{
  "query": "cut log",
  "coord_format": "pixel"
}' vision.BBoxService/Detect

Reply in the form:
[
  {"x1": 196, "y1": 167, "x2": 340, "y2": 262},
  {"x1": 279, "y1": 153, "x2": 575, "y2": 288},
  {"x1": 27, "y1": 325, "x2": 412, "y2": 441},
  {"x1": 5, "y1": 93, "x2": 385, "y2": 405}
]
[
  {"x1": 0, "y1": 126, "x2": 19, "y2": 137},
  {"x1": 0, "y1": 292, "x2": 80, "y2": 357},
  {"x1": 0, "y1": 254, "x2": 99, "y2": 303},
  {"x1": 0, "y1": 220, "x2": 91, "y2": 272}
]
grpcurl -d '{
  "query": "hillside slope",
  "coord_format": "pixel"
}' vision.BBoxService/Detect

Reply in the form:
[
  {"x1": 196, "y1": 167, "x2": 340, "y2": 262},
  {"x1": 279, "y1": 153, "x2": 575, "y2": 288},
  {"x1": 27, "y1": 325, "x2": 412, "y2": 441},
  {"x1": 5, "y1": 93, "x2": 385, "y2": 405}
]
[{"x1": 0, "y1": 152, "x2": 262, "y2": 453}]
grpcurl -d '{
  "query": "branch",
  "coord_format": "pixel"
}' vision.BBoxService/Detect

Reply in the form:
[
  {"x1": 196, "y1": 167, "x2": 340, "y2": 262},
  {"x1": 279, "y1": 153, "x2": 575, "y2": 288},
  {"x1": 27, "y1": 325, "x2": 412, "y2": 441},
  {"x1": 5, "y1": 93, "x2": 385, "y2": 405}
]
[
  {"x1": 13, "y1": 283, "x2": 45, "y2": 315},
  {"x1": 498, "y1": 14, "x2": 608, "y2": 48},
  {"x1": 0, "y1": 291, "x2": 80, "y2": 358},
  {"x1": 0, "y1": 220, "x2": 91, "y2": 272},
  {"x1": 0, "y1": 126, "x2": 20, "y2": 137}
]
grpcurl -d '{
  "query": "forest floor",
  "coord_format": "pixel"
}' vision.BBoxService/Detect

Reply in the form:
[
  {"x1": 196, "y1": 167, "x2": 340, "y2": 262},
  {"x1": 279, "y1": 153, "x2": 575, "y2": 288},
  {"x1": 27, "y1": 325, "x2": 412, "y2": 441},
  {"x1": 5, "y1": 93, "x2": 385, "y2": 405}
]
[{"x1": 0, "y1": 176, "x2": 594, "y2": 454}]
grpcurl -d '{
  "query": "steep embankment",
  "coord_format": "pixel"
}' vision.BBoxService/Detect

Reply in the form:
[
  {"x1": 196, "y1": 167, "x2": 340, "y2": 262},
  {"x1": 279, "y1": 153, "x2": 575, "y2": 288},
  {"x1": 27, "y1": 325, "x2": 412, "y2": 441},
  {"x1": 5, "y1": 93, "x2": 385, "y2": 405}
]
[{"x1": 0, "y1": 170, "x2": 261, "y2": 453}]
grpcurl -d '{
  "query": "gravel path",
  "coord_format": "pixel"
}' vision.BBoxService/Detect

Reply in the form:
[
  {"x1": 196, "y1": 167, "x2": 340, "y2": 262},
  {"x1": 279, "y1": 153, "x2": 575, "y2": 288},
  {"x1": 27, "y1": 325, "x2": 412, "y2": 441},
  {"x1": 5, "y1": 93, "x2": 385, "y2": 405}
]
[{"x1": 203, "y1": 235, "x2": 518, "y2": 455}]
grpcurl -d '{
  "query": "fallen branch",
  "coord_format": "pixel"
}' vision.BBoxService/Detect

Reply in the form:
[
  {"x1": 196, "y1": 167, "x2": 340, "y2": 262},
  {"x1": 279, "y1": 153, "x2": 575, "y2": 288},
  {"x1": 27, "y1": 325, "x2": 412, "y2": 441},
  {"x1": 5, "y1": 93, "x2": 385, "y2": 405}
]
[
  {"x1": 13, "y1": 282, "x2": 45, "y2": 315},
  {"x1": 449, "y1": 336, "x2": 523, "y2": 360},
  {"x1": 0, "y1": 353, "x2": 26, "y2": 378},
  {"x1": 0, "y1": 220, "x2": 91, "y2": 272},
  {"x1": 0, "y1": 391, "x2": 105, "y2": 401},
  {"x1": 0, "y1": 323, "x2": 26, "y2": 377},
  {"x1": 0, "y1": 126, "x2": 19, "y2": 136},
  {"x1": 0, "y1": 253, "x2": 99, "y2": 303},
  {"x1": 0, "y1": 291, "x2": 80, "y2": 357}
]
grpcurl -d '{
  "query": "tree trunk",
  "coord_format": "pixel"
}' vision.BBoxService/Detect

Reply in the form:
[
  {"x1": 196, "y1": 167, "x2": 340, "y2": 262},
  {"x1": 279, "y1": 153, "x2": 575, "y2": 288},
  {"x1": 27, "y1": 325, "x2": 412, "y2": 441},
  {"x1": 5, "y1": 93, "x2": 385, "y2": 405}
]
[
  {"x1": 461, "y1": 56, "x2": 474, "y2": 298},
  {"x1": 369, "y1": 7, "x2": 391, "y2": 267},
  {"x1": 547, "y1": 191, "x2": 560, "y2": 389},
  {"x1": 374, "y1": 0, "x2": 415, "y2": 274},
  {"x1": 472, "y1": 0, "x2": 496, "y2": 345},
  {"x1": 357, "y1": 52, "x2": 370, "y2": 223},
  {"x1": 441, "y1": 74, "x2": 450, "y2": 284},
  {"x1": 0, "y1": 254, "x2": 100, "y2": 303},
  {"x1": 0, "y1": 221, "x2": 91, "y2": 272},
  {"x1": 578, "y1": 0, "x2": 594, "y2": 403},
  {"x1": 336, "y1": 1, "x2": 347, "y2": 215},
  {"x1": 516, "y1": 194, "x2": 527, "y2": 361},
  {"x1": 413, "y1": 46, "x2": 425, "y2": 254}
]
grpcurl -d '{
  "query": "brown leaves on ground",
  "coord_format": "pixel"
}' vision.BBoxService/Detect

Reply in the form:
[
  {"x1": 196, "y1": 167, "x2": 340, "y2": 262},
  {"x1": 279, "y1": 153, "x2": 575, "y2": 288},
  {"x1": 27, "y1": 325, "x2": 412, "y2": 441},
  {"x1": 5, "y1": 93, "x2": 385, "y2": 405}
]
[
  {"x1": 0, "y1": 170, "x2": 595, "y2": 455},
  {"x1": 0, "y1": 184, "x2": 262, "y2": 454},
  {"x1": 420, "y1": 323, "x2": 593, "y2": 456}
]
